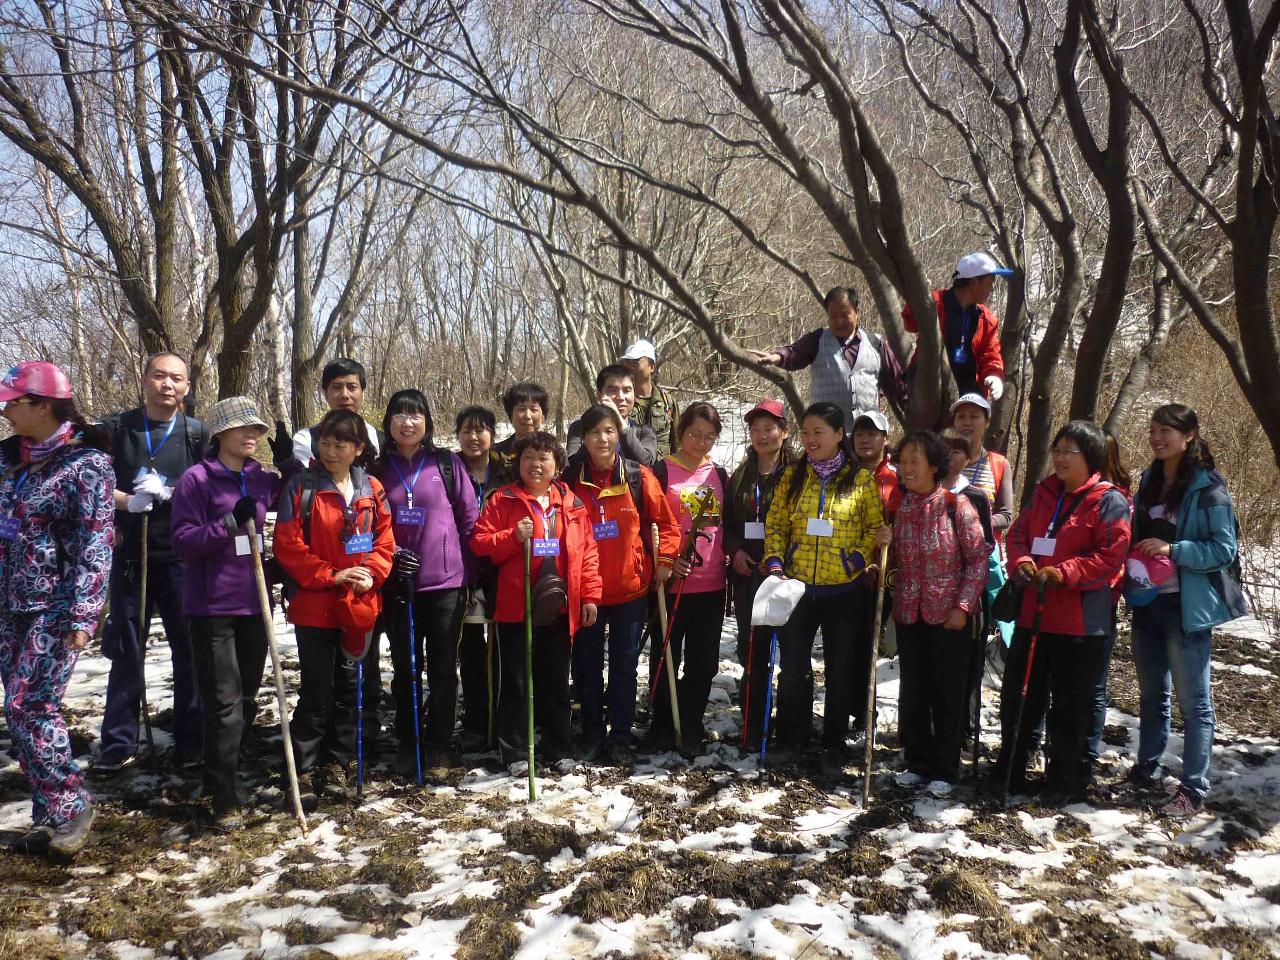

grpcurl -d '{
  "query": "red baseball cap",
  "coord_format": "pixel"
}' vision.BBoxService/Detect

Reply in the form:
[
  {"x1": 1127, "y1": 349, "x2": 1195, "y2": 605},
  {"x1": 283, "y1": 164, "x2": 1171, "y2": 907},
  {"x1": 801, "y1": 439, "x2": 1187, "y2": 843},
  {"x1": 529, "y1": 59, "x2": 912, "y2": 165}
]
[
  {"x1": 0, "y1": 361, "x2": 73, "y2": 402},
  {"x1": 744, "y1": 399, "x2": 786, "y2": 424}
]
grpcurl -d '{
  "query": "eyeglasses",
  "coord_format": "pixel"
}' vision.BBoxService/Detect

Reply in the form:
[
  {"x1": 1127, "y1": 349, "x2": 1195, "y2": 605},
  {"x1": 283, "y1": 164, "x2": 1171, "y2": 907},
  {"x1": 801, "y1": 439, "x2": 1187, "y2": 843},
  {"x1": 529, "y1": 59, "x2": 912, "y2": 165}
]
[
  {"x1": 684, "y1": 431, "x2": 718, "y2": 444},
  {"x1": 392, "y1": 414, "x2": 425, "y2": 425},
  {"x1": 1051, "y1": 447, "x2": 1083, "y2": 457}
]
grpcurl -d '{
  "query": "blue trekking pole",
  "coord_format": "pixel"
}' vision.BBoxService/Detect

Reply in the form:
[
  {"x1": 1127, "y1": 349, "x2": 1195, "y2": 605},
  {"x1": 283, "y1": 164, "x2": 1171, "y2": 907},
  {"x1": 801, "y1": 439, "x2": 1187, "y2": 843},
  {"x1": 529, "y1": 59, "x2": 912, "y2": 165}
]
[
  {"x1": 759, "y1": 630, "x2": 779, "y2": 763},
  {"x1": 406, "y1": 599, "x2": 423, "y2": 785},
  {"x1": 356, "y1": 660, "x2": 364, "y2": 804}
]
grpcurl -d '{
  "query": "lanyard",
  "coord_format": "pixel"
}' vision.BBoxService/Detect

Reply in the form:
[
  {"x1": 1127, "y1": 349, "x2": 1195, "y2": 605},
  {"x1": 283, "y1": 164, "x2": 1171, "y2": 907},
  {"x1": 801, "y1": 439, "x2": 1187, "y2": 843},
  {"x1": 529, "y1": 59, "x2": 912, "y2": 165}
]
[
  {"x1": 219, "y1": 462, "x2": 248, "y2": 498},
  {"x1": 389, "y1": 451, "x2": 427, "y2": 508},
  {"x1": 143, "y1": 413, "x2": 177, "y2": 467},
  {"x1": 816, "y1": 475, "x2": 830, "y2": 520},
  {"x1": 1045, "y1": 490, "x2": 1085, "y2": 539},
  {"x1": 529, "y1": 498, "x2": 558, "y2": 538},
  {"x1": 585, "y1": 459, "x2": 620, "y2": 522},
  {"x1": 5, "y1": 467, "x2": 31, "y2": 512}
]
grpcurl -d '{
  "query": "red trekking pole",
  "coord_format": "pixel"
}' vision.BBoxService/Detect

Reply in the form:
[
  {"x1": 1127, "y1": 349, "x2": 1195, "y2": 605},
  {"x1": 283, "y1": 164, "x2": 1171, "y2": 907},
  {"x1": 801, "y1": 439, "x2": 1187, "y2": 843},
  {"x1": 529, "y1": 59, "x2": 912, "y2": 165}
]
[{"x1": 1001, "y1": 581, "x2": 1049, "y2": 804}]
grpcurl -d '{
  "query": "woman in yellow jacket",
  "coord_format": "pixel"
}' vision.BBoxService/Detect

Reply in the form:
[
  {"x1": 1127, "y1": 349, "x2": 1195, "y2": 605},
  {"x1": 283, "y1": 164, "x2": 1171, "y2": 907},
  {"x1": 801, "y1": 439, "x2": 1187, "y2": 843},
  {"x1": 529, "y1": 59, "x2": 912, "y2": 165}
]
[{"x1": 763, "y1": 402, "x2": 884, "y2": 770}]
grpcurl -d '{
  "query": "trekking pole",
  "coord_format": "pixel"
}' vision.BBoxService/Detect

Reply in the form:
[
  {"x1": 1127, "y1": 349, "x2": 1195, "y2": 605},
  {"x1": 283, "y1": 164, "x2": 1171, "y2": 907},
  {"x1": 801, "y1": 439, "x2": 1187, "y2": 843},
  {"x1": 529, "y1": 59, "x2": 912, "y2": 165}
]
[
  {"x1": 523, "y1": 538, "x2": 536, "y2": 802},
  {"x1": 486, "y1": 620, "x2": 496, "y2": 750},
  {"x1": 862, "y1": 543, "x2": 891, "y2": 806},
  {"x1": 406, "y1": 596, "x2": 423, "y2": 786},
  {"x1": 247, "y1": 519, "x2": 306, "y2": 834},
  {"x1": 137, "y1": 514, "x2": 157, "y2": 770},
  {"x1": 1002, "y1": 582, "x2": 1048, "y2": 805},
  {"x1": 741, "y1": 625, "x2": 755, "y2": 749},
  {"x1": 971, "y1": 614, "x2": 984, "y2": 775},
  {"x1": 356, "y1": 659, "x2": 365, "y2": 805},
  {"x1": 652, "y1": 523, "x2": 683, "y2": 749},
  {"x1": 759, "y1": 630, "x2": 779, "y2": 763}
]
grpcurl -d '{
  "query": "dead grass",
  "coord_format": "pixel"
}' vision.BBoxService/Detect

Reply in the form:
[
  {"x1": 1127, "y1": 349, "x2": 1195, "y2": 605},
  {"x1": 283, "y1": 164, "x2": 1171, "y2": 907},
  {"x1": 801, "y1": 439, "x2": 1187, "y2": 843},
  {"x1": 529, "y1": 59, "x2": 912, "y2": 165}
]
[
  {"x1": 355, "y1": 854, "x2": 436, "y2": 897},
  {"x1": 454, "y1": 913, "x2": 521, "y2": 960},
  {"x1": 562, "y1": 848, "x2": 678, "y2": 922},
  {"x1": 501, "y1": 816, "x2": 591, "y2": 859},
  {"x1": 926, "y1": 870, "x2": 1003, "y2": 918}
]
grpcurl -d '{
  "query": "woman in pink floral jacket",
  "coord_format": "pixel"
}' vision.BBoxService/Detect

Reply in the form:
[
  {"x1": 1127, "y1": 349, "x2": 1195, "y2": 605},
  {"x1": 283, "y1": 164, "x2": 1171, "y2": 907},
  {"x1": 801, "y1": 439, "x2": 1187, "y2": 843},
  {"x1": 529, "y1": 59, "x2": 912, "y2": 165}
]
[{"x1": 891, "y1": 430, "x2": 989, "y2": 796}]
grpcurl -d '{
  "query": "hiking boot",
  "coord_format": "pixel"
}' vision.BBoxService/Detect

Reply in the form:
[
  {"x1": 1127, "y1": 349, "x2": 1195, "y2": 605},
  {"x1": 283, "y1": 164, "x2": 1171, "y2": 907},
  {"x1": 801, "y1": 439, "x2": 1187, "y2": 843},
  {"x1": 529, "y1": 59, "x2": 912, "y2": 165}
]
[
  {"x1": 926, "y1": 780, "x2": 955, "y2": 799},
  {"x1": 292, "y1": 771, "x2": 319, "y2": 814},
  {"x1": 8, "y1": 825, "x2": 52, "y2": 856},
  {"x1": 89, "y1": 751, "x2": 136, "y2": 774},
  {"x1": 460, "y1": 730, "x2": 488, "y2": 754},
  {"x1": 394, "y1": 745, "x2": 422, "y2": 778},
  {"x1": 1122, "y1": 764, "x2": 1160, "y2": 792},
  {"x1": 821, "y1": 749, "x2": 846, "y2": 776},
  {"x1": 1161, "y1": 786, "x2": 1204, "y2": 819},
  {"x1": 604, "y1": 741, "x2": 634, "y2": 767},
  {"x1": 895, "y1": 770, "x2": 926, "y2": 788},
  {"x1": 424, "y1": 747, "x2": 462, "y2": 771},
  {"x1": 49, "y1": 805, "x2": 96, "y2": 857},
  {"x1": 316, "y1": 762, "x2": 354, "y2": 801}
]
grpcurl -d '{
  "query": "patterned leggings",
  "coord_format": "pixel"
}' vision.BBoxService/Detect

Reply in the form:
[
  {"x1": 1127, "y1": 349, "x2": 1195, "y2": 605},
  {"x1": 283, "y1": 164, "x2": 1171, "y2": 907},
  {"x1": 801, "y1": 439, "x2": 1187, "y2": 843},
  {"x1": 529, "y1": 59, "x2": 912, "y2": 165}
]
[{"x1": 0, "y1": 610, "x2": 91, "y2": 828}]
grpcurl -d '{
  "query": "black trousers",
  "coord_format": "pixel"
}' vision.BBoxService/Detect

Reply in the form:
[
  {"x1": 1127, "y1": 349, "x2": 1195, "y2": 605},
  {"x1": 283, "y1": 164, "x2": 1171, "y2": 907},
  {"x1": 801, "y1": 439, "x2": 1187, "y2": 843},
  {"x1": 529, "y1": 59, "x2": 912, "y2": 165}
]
[
  {"x1": 459, "y1": 620, "x2": 494, "y2": 740},
  {"x1": 190, "y1": 615, "x2": 267, "y2": 807},
  {"x1": 775, "y1": 586, "x2": 867, "y2": 749},
  {"x1": 648, "y1": 588, "x2": 726, "y2": 744},
  {"x1": 497, "y1": 617, "x2": 571, "y2": 759},
  {"x1": 384, "y1": 587, "x2": 465, "y2": 751},
  {"x1": 291, "y1": 626, "x2": 357, "y2": 772},
  {"x1": 359, "y1": 616, "x2": 384, "y2": 755},
  {"x1": 997, "y1": 628, "x2": 1106, "y2": 794},
  {"x1": 896, "y1": 619, "x2": 971, "y2": 782}
]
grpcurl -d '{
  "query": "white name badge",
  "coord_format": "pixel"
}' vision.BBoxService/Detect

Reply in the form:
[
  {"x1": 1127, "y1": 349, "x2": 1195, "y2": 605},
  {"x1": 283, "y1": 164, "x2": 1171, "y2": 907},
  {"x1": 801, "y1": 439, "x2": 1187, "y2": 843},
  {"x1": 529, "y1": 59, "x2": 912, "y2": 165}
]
[
  {"x1": 1031, "y1": 536, "x2": 1057, "y2": 557},
  {"x1": 743, "y1": 521, "x2": 766, "y2": 540},
  {"x1": 806, "y1": 517, "x2": 834, "y2": 538},
  {"x1": 235, "y1": 535, "x2": 264, "y2": 556}
]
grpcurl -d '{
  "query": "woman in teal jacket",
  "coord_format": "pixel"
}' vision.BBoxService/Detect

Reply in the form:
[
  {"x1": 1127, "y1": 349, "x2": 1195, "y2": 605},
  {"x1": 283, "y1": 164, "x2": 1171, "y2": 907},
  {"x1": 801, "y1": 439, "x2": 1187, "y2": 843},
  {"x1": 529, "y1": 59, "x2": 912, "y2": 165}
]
[{"x1": 1127, "y1": 403, "x2": 1246, "y2": 817}]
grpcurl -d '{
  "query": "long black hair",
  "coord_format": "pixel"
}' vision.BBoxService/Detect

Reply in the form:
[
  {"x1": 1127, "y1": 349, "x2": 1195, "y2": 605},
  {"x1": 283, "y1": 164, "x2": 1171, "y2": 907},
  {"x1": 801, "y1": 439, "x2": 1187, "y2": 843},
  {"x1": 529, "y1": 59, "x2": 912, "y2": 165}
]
[
  {"x1": 377, "y1": 389, "x2": 435, "y2": 471},
  {"x1": 784, "y1": 402, "x2": 859, "y2": 503},
  {"x1": 1138, "y1": 403, "x2": 1215, "y2": 514},
  {"x1": 48, "y1": 397, "x2": 111, "y2": 451}
]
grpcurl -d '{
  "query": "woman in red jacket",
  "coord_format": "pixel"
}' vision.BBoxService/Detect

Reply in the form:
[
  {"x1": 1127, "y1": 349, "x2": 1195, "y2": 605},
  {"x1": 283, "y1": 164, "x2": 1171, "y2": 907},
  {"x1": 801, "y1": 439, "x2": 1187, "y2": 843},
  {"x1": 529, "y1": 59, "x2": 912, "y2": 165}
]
[
  {"x1": 471, "y1": 432, "x2": 602, "y2": 773},
  {"x1": 563, "y1": 404, "x2": 679, "y2": 765},
  {"x1": 274, "y1": 410, "x2": 395, "y2": 808},
  {"x1": 995, "y1": 420, "x2": 1130, "y2": 805}
]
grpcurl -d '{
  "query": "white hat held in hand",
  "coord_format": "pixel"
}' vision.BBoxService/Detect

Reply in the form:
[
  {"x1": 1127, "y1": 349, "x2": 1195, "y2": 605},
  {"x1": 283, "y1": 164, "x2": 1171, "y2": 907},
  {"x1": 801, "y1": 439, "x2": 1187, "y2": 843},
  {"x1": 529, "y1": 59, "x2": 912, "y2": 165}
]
[{"x1": 752, "y1": 576, "x2": 807, "y2": 627}]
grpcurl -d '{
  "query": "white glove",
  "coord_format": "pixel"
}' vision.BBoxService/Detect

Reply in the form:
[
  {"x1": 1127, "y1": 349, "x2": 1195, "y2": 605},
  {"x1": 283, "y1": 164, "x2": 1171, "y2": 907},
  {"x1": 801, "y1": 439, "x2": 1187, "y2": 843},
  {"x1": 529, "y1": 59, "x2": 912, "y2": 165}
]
[
  {"x1": 135, "y1": 472, "x2": 171, "y2": 502},
  {"x1": 984, "y1": 376, "x2": 1004, "y2": 401},
  {"x1": 126, "y1": 492, "x2": 155, "y2": 513}
]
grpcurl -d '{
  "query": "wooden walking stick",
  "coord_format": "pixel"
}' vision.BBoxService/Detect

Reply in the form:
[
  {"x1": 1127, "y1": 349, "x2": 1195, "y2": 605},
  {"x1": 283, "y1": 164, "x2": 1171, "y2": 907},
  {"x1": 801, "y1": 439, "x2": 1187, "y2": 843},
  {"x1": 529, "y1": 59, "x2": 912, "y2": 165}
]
[
  {"x1": 862, "y1": 542, "x2": 891, "y2": 806},
  {"x1": 137, "y1": 515, "x2": 157, "y2": 769},
  {"x1": 247, "y1": 519, "x2": 307, "y2": 834},
  {"x1": 652, "y1": 523, "x2": 682, "y2": 749}
]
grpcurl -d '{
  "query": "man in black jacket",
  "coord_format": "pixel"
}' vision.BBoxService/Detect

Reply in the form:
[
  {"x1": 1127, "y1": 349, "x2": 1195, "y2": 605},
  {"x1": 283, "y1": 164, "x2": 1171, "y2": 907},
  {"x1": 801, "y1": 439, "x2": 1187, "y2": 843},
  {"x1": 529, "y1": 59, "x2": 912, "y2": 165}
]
[{"x1": 94, "y1": 353, "x2": 211, "y2": 772}]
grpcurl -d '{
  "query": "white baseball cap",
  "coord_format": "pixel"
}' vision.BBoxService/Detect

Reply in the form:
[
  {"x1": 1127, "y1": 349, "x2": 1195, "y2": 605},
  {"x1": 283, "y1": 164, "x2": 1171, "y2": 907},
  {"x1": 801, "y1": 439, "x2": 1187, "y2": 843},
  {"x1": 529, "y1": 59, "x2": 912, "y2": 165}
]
[
  {"x1": 852, "y1": 410, "x2": 890, "y2": 433},
  {"x1": 949, "y1": 392, "x2": 992, "y2": 416},
  {"x1": 955, "y1": 251, "x2": 1014, "y2": 280},
  {"x1": 621, "y1": 338, "x2": 657, "y2": 362}
]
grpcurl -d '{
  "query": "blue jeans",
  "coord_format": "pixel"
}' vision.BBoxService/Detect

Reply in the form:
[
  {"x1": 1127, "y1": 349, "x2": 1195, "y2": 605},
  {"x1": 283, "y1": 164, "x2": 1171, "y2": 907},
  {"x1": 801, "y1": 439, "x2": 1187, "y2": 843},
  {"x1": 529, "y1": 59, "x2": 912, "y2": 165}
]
[
  {"x1": 572, "y1": 596, "x2": 648, "y2": 746},
  {"x1": 1131, "y1": 592, "x2": 1215, "y2": 799},
  {"x1": 1085, "y1": 604, "x2": 1119, "y2": 761}
]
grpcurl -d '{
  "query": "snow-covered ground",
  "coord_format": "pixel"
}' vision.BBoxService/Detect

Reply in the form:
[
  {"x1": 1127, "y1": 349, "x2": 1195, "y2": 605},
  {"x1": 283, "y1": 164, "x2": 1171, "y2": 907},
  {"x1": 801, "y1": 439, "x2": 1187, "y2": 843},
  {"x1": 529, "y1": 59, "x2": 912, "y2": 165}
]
[{"x1": 2, "y1": 601, "x2": 1278, "y2": 960}]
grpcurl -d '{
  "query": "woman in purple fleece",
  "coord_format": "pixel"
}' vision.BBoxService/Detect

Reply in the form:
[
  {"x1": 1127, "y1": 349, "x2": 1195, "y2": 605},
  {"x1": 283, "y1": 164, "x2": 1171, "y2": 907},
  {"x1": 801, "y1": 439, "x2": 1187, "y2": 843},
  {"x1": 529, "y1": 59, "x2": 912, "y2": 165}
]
[
  {"x1": 373, "y1": 389, "x2": 478, "y2": 774},
  {"x1": 171, "y1": 396, "x2": 284, "y2": 821}
]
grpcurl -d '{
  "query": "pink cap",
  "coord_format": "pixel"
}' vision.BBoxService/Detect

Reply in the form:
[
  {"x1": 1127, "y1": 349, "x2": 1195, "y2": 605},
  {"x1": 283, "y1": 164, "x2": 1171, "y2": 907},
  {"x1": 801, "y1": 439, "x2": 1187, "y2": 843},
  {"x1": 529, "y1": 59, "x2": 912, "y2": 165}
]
[
  {"x1": 744, "y1": 399, "x2": 786, "y2": 423},
  {"x1": 1126, "y1": 553, "x2": 1175, "y2": 589},
  {"x1": 0, "y1": 361, "x2": 73, "y2": 402}
]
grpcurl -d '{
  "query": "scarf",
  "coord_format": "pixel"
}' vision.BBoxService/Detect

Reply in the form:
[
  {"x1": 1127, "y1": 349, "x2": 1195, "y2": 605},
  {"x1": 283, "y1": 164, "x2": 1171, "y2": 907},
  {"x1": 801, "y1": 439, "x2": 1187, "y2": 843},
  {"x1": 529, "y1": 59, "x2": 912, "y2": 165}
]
[
  {"x1": 20, "y1": 420, "x2": 76, "y2": 464},
  {"x1": 809, "y1": 450, "x2": 846, "y2": 482}
]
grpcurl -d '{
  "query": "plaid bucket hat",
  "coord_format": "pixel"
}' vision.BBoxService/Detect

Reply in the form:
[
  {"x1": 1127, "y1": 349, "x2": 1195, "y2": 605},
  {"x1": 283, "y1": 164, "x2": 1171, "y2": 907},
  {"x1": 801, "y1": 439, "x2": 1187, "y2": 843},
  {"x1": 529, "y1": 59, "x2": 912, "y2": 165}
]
[{"x1": 207, "y1": 396, "x2": 270, "y2": 436}]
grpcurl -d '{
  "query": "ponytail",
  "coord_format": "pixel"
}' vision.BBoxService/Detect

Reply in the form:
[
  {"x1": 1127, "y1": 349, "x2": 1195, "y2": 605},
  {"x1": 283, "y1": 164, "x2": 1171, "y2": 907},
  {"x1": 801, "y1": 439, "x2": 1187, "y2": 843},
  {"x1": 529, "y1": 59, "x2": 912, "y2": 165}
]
[{"x1": 48, "y1": 397, "x2": 111, "y2": 452}]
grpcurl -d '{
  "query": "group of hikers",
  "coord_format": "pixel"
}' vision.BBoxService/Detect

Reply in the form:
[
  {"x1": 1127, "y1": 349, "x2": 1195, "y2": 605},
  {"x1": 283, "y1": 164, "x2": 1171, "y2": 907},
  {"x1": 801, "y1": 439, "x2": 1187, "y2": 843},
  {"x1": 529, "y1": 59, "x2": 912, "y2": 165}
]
[{"x1": 0, "y1": 251, "x2": 1248, "y2": 860}]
